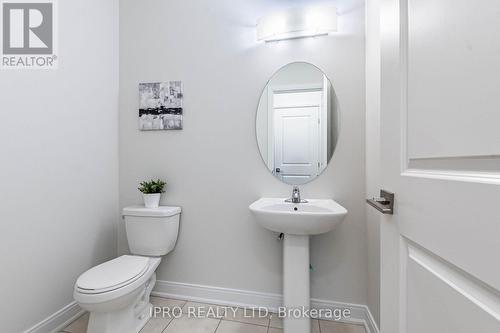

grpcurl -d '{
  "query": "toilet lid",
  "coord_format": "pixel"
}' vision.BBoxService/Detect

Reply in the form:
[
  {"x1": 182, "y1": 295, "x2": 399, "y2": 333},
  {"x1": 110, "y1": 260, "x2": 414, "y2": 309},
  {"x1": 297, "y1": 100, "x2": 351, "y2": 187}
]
[{"x1": 76, "y1": 255, "x2": 149, "y2": 294}]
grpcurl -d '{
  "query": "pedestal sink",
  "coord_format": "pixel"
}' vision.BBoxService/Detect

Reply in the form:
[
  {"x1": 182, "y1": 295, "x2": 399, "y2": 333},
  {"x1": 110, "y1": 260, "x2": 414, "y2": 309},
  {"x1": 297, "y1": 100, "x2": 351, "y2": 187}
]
[{"x1": 249, "y1": 198, "x2": 348, "y2": 333}]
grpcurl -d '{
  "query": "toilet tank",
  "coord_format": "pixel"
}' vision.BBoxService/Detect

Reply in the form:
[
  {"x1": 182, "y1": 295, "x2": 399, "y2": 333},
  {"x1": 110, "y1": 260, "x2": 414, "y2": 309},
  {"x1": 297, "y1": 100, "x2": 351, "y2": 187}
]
[{"x1": 122, "y1": 205, "x2": 181, "y2": 256}]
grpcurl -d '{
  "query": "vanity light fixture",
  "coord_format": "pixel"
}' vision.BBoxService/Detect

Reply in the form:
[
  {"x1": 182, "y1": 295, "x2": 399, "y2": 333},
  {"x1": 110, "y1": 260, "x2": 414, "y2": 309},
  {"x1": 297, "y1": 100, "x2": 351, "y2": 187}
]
[{"x1": 256, "y1": 6, "x2": 337, "y2": 42}]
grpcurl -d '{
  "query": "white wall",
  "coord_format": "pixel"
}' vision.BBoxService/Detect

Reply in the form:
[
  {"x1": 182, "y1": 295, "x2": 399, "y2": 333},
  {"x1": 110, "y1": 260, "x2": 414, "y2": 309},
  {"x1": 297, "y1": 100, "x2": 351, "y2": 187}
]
[
  {"x1": 365, "y1": 0, "x2": 381, "y2": 326},
  {"x1": 0, "y1": 1, "x2": 119, "y2": 332},
  {"x1": 120, "y1": 0, "x2": 367, "y2": 306}
]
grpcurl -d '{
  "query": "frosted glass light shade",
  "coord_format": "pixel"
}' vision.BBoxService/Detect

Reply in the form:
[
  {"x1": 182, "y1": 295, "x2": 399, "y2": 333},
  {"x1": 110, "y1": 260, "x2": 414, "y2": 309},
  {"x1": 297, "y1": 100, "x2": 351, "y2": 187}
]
[{"x1": 256, "y1": 6, "x2": 337, "y2": 42}]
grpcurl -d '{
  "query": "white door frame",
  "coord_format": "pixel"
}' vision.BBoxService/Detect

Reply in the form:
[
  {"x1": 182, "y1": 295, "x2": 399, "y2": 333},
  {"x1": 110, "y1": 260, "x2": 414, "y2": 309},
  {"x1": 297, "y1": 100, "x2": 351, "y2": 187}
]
[{"x1": 267, "y1": 83, "x2": 324, "y2": 177}]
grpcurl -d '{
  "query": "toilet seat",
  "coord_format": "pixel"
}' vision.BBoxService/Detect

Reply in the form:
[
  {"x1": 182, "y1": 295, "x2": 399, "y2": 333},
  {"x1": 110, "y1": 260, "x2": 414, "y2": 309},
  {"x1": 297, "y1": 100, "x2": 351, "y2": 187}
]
[
  {"x1": 74, "y1": 256, "x2": 161, "y2": 307},
  {"x1": 76, "y1": 255, "x2": 150, "y2": 294}
]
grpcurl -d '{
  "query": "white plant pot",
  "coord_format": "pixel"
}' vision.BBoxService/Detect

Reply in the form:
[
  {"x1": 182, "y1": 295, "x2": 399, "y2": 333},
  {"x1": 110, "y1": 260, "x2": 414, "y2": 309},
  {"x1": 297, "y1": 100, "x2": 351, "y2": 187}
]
[{"x1": 143, "y1": 193, "x2": 161, "y2": 208}]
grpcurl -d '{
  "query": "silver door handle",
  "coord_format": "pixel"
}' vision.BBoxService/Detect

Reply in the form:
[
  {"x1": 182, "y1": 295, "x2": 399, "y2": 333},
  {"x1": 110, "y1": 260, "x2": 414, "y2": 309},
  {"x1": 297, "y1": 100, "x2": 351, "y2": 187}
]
[{"x1": 366, "y1": 190, "x2": 394, "y2": 215}]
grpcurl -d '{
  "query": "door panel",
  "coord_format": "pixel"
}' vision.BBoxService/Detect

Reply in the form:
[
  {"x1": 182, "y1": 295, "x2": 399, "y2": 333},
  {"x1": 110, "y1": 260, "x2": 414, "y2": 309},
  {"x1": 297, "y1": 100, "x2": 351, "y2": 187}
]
[
  {"x1": 407, "y1": 0, "x2": 500, "y2": 159},
  {"x1": 406, "y1": 242, "x2": 500, "y2": 333},
  {"x1": 282, "y1": 114, "x2": 313, "y2": 163},
  {"x1": 379, "y1": 0, "x2": 500, "y2": 332},
  {"x1": 399, "y1": 178, "x2": 500, "y2": 290},
  {"x1": 272, "y1": 90, "x2": 322, "y2": 185},
  {"x1": 274, "y1": 107, "x2": 319, "y2": 184}
]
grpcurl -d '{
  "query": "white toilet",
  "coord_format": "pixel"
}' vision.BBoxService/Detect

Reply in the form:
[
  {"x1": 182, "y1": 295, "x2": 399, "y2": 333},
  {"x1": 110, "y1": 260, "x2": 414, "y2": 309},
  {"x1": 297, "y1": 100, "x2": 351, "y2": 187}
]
[{"x1": 74, "y1": 205, "x2": 181, "y2": 333}]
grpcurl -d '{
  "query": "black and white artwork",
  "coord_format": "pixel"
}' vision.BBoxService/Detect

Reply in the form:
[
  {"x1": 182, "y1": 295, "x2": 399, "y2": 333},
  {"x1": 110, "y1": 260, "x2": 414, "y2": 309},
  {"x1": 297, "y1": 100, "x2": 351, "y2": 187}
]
[{"x1": 139, "y1": 81, "x2": 183, "y2": 130}]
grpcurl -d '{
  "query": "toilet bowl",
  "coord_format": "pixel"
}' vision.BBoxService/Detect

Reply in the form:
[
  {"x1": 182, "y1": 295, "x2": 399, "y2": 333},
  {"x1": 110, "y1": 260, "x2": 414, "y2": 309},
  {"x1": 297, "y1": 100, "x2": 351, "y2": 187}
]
[{"x1": 74, "y1": 206, "x2": 181, "y2": 333}]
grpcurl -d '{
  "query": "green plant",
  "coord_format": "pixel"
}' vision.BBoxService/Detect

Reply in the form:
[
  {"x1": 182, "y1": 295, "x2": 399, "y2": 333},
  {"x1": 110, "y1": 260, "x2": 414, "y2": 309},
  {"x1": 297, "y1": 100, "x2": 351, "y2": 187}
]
[{"x1": 138, "y1": 179, "x2": 166, "y2": 194}]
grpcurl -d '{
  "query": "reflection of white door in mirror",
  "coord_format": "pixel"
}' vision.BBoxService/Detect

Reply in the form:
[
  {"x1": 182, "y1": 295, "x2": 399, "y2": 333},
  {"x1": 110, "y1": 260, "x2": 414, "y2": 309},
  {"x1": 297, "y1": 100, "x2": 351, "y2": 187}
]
[
  {"x1": 255, "y1": 62, "x2": 337, "y2": 185},
  {"x1": 270, "y1": 89, "x2": 324, "y2": 185}
]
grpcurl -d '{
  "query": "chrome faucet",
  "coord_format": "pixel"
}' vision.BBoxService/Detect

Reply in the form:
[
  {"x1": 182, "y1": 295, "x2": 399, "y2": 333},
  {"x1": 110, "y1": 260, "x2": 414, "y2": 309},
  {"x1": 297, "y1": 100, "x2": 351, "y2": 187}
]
[{"x1": 285, "y1": 186, "x2": 308, "y2": 203}]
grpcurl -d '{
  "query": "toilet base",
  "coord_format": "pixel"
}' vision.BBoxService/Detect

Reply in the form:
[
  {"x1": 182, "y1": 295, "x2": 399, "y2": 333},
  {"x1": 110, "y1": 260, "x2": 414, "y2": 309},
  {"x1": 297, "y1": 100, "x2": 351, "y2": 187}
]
[
  {"x1": 87, "y1": 303, "x2": 151, "y2": 333},
  {"x1": 85, "y1": 273, "x2": 156, "y2": 333}
]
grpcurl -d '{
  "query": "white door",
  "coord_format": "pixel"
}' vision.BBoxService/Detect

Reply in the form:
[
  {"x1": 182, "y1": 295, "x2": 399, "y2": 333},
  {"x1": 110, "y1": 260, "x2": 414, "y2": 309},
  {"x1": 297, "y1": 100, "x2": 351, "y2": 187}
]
[
  {"x1": 273, "y1": 91, "x2": 321, "y2": 184},
  {"x1": 379, "y1": 0, "x2": 500, "y2": 332}
]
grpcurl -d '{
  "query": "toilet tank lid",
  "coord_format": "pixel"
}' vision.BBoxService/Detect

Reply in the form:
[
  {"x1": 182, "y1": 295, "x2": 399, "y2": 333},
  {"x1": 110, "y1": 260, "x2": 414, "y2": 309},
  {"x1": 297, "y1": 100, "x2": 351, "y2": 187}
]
[{"x1": 122, "y1": 205, "x2": 181, "y2": 217}]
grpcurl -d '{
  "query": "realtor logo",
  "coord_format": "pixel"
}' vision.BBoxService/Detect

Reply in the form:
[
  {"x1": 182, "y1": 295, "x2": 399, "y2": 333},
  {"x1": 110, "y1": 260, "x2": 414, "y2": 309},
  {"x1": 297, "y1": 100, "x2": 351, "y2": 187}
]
[{"x1": 1, "y1": 0, "x2": 57, "y2": 69}]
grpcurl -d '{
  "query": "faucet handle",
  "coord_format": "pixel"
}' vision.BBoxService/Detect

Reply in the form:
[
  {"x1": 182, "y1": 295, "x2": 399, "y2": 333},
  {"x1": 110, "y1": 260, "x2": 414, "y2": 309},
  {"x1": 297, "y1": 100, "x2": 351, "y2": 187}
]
[{"x1": 285, "y1": 185, "x2": 307, "y2": 203}]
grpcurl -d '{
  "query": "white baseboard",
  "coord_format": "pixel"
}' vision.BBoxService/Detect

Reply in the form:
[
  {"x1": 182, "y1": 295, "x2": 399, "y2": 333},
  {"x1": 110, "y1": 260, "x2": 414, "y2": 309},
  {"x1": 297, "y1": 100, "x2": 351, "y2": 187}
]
[
  {"x1": 152, "y1": 280, "x2": 379, "y2": 333},
  {"x1": 21, "y1": 281, "x2": 379, "y2": 333},
  {"x1": 23, "y1": 301, "x2": 84, "y2": 333}
]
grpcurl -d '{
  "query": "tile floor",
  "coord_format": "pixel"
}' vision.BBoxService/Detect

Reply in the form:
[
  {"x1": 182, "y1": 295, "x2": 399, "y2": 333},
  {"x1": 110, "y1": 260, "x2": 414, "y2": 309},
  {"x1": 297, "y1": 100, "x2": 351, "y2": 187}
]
[{"x1": 59, "y1": 296, "x2": 366, "y2": 333}]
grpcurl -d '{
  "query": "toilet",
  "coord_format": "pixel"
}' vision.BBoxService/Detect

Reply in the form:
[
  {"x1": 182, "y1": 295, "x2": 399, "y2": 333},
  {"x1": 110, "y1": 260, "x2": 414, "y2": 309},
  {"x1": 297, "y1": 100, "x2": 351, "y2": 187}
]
[{"x1": 74, "y1": 205, "x2": 181, "y2": 333}]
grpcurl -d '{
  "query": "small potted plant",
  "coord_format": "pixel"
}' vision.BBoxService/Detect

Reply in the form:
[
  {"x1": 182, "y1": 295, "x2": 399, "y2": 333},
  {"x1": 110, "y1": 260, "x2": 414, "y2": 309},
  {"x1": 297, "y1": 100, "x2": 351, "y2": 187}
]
[{"x1": 138, "y1": 179, "x2": 166, "y2": 208}]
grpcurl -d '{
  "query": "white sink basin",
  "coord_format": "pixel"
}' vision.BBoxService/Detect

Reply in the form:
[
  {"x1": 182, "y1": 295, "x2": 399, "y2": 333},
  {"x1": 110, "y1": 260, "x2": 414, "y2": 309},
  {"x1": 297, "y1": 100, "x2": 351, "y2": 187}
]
[
  {"x1": 249, "y1": 198, "x2": 348, "y2": 235},
  {"x1": 249, "y1": 197, "x2": 347, "y2": 333}
]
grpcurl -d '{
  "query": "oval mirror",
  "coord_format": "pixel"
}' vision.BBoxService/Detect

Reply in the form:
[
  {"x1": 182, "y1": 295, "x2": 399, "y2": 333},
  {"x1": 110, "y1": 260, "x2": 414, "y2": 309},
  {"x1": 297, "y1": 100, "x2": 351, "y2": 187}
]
[{"x1": 256, "y1": 62, "x2": 339, "y2": 185}]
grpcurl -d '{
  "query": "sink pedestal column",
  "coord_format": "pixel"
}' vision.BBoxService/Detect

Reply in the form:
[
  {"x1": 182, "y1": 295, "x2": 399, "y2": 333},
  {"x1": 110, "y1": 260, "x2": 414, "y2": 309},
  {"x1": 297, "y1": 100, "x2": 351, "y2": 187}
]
[{"x1": 283, "y1": 234, "x2": 310, "y2": 333}]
